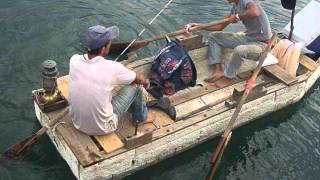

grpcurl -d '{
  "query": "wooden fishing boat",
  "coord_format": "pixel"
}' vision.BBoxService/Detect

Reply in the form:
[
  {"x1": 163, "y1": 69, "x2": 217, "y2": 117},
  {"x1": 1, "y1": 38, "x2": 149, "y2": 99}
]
[
  {"x1": 27, "y1": 0, "x2": 320, "y2": 178},
  {"x1": 32, "y1": 32, "x2": 320, "y2": 179}
]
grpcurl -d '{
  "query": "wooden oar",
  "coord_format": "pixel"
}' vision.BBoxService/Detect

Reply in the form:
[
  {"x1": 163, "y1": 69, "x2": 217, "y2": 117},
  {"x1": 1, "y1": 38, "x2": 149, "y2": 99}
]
[
  {"x1": 206, "y1": 33, "x2": 276, "y2": 180},
  {"x1": 109, "y1": 19, "x2": 230, "y2": 54},
  {"x1": 3, "y1": 108, "x2": 69, "y2": 158}
]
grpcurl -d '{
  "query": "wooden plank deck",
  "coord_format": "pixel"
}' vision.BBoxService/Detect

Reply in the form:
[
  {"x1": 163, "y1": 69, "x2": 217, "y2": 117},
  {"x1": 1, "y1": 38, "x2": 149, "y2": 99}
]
[
  {"x1": 95, "y1": 133, "x2": 124, "y2": 154},
  {"x1": 263, "y1": 64, "x2": 297, "y2": 85},
  {"x1": 32, "y1": 42, "x2": 320, "y2": 180},
  {"x1": 51, "y1": 43, "x2": 318, "y2": 169},
  {"x1": 300, "y1": 55, "x2": 318, "y2": 71},
  {"x1": 46, "y1": 109, "x2": 102, "y2": 167},
  {"x1": 52, "y1": 46, "x2": 267, "y2": 164}
]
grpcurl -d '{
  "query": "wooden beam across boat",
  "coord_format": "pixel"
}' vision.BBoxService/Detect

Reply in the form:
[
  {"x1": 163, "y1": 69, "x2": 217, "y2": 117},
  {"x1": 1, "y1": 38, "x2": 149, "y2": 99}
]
[
  {"x1": 300, "y1": 55, "x2": 318, "y2": 71},
  {"x1": 263, "y1": 64, "x2": 297, "y2": 85}
]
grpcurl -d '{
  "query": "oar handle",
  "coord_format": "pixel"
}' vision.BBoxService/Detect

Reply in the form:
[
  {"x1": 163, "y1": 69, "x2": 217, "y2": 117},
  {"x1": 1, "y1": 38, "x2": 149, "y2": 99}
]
[
  {"x1": 111, "y1": 19, "x2": 230, "y2": 55},
  {"x1": 142, "y1": 19, "x2": 230, "y2": 43}
]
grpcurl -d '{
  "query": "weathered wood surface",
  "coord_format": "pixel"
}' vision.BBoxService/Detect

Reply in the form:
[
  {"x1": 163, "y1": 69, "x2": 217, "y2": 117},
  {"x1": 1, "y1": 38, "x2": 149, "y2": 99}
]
[
  {"x1": 34, "y1": 103, "x2": 81, "y2": 179},
  {"x1": 34, "y1": 42, "x2": 320, "y2": 180},
  {"x1": 81, "y1": 93, "x2": 278, "y2": 179},
  {"x1": 150, "y1": 108, "x2": 174, "y2": 129},
  {"x1": 153, "y1": 74, "x2": 274, "y2": 140},
  {"x1": 170, "y1": 74, "x2": 243, "y2": 106},
  {"x1": 45, "y1": 109, "x2": 102, "y2": 167},
  {"x1": 175, "y1": 73, "x2": 272, "y2": 120},
  {"x1": 117, "y1": 113, "x2": 157, "y2": 140},
  {"x1": 300, "y1": 55, "x2": 318, "y2": 71},
  {"x1": 169, "y1": 69, "x2": 253, "y2": 106},
  {"x1": 95, "y1": 133, "x2": 124, "y2": 154},
  {"x1": 263, "y1": 64, "x2": 297, "y2": 85},
  {"x1": 124, "y1": 130, "x2": 153, "y2": 149},
  {"x1": 40, "y1": 66, "x2": 316, "y2": 179},
  {"x1": 176, "y1": 33, "x2": 205, "y2": 50},
  {"x1": 81, "y1": 64, "x2": 316, "y2": 178},
  {"x1": 52, "y1": 46, "x2": 216, "y2": 156}
]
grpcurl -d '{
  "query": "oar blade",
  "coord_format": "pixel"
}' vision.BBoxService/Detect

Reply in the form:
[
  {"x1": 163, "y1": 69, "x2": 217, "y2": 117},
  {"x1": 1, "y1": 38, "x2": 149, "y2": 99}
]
[{"x1": 3, "y1": 134, "x2": 38, "y2": 158}]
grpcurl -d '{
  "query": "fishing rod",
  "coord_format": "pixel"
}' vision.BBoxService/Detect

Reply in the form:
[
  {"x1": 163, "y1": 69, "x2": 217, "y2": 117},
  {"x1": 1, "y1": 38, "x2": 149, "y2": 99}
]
[{"x1": 114, "y1": 0, "x2": 175, "y2": 61}]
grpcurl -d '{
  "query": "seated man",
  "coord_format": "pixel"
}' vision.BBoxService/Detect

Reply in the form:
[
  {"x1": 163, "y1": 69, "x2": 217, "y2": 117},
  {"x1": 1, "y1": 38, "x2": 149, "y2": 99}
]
[
  {"x1": 187, "y1": 0, "x2": 272, "y2": 88},
  {"x1": 69, "y1": 25, "x2": 155, "y2": 136}
]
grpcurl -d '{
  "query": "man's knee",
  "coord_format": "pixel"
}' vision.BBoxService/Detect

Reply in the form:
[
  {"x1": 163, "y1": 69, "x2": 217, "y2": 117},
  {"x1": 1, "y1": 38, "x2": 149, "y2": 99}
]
[
  {"x1": 233, "y1": 45, "x2": 248, "y2": 58},
  {"x1": 208, "y1": 31, "x2": 225, "y2": 42},
  {"x1": 119, "y1": 85, "x2": 140, "y2": 98}
]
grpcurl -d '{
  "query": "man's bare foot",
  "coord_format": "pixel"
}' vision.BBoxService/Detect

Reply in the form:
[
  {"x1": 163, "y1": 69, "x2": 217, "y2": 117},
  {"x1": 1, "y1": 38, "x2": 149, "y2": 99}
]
[
  {"x1": 213, "y1": 76, "x2": 234, "y2": 88},
  {"x1": 139, "y1": 112, "x2": 155, "y2": 124},
  {"x1": 204, "y1": 72, "x2": 224, "y2": 83}
]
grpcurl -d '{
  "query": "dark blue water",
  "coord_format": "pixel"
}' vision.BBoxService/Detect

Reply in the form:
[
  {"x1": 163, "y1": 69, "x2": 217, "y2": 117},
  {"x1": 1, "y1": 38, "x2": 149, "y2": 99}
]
[{"x1": 1, "y1": 0, "x2": 319, "y2": 179}]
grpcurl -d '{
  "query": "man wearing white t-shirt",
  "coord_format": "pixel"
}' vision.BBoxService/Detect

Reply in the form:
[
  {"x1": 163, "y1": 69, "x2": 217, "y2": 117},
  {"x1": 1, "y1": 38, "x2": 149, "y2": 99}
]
[{"x1": 69, "y1": 25, "x2": 155, "y2": 136}]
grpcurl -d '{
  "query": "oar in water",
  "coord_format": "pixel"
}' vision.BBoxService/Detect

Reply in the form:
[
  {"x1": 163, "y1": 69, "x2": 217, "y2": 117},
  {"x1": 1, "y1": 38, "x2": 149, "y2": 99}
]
[
  {"x1": 206, "y1": 33, "x2": 276, "y2": 180},
  {"x1": 3, "y1": 108, "x2": 69, "y2": 158},
  {"x1": 109, "y1": 19, "x2": 230, "y2": 55}
]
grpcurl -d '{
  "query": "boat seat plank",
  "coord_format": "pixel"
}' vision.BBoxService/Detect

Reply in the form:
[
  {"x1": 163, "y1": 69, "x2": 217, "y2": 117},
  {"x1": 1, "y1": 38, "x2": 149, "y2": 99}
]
[
  {"x1": 174, "y1": 73, "x2": 272, "y2": 121},
  {"x1": 300, "y1": 55, "x2": 318, "y2": 71},
  {"x1": 47, "y1": 109, "x2": 102, "y2": 167},
  {"x1": 95, "y1": 133, "x2": 124, "y2": 154},
  {"x1": 169, "y1": 70, "x2": 252, "y2": 106},
  {"x1": 263, "y1": 64, "x2": 297, "y2": 85}
]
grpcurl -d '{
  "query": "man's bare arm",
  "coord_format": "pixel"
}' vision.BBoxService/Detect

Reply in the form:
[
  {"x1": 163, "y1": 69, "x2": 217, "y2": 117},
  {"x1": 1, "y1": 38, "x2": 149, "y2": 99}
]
[
  {"x1": 200, "y1": 20, "x2": 232, "y2": 31},
  {"x1": 189, "y1": 2, "x2": 261, "y2": 31},
  {"x1": 238, "y1": 2, "x2": 261, "y2": 20},
  {"x1": 187, "y1": 18, "x2": 232, "y2": 32}
]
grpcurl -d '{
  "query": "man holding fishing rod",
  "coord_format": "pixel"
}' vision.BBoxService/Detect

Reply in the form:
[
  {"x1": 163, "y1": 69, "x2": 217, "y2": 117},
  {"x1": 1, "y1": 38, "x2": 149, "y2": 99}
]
[
  {"x1": 68, "y1": 25, "x2": 155, "y2": 136},
  {"x1": 187, "y1": 0, "x2": 272, "y2": 88}
]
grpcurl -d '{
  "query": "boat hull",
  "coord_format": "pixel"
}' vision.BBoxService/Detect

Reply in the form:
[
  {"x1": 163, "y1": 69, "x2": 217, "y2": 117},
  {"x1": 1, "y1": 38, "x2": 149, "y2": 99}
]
[{"x1": 34, "y1": 61, "x2": 320, "y2": 179}]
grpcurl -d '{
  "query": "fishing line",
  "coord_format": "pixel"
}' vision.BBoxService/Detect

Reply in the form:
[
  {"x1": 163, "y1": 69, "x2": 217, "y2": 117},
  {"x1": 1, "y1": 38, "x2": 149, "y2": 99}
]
[{"x1": 115, "y1": 0, "x2": 175, "y2": 61}]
